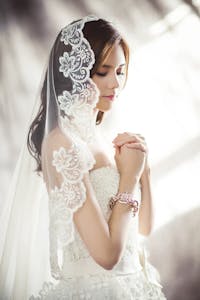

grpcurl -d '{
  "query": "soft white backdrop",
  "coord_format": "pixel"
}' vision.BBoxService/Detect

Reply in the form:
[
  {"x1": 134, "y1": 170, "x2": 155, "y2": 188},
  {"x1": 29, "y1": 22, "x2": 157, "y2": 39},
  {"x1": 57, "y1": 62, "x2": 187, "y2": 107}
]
[{"x1": 0, "y1": 1, "x2": 200, "y2": 299}]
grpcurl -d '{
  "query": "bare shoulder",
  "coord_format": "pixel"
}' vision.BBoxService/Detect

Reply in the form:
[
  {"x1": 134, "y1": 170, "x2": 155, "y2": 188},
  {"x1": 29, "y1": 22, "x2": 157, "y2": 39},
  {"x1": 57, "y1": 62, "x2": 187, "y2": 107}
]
[
  {"x1": 42, "y1": 127, "x2": 72, "y2": 155},
  {"x1": 41, "y1": 127, "x2": 74, "y2": 183}
]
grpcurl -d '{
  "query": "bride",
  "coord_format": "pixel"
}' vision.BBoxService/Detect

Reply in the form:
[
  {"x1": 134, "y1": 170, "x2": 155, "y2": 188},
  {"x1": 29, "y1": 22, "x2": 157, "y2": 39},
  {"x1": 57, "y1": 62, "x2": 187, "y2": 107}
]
[{"x1": 0, "y1": 15, "x2": 166, "y2": 299}]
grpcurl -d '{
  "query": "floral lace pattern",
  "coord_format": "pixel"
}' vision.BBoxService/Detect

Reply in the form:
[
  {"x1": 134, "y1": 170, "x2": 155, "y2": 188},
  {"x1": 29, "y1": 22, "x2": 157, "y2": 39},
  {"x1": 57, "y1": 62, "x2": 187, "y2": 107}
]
[
  {"x1": 59, "y1": 81, "x2": 99, "y2": 143},
  {"x1": 48, "y1": 143, "x2": 95, "y2": 279},
  {"x1": 47, "y1": 16, "x2": 101, "y2": 278},
  {"x1": 57, "y1": 15, "x2": 100, "y2": 144},
  {"x1": 59, "y1": 42, "x2": 92, "y2": 82},
  {"x1": 60, "y1": 15, "x2": 98, "y2": 47}
]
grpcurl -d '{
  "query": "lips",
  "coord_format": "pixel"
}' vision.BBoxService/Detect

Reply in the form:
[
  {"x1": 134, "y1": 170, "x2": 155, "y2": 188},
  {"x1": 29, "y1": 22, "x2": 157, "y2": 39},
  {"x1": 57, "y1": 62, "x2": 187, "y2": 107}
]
[{"x1": 103, "y1": 95, "x2": 115, "y2": 101}]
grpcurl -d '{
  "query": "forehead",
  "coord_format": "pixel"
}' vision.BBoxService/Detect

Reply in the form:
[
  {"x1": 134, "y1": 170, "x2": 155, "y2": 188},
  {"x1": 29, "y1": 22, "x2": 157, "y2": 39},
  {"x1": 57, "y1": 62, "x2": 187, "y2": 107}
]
[{"x1": 101, "y1": 43, "x2": 126, "y2": 67}]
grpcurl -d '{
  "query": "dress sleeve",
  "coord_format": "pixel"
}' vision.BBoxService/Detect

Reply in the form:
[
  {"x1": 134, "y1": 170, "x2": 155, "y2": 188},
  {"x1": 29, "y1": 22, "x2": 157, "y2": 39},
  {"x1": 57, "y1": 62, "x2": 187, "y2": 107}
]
[{"x1": 42, "y1": 132, "x2": 95, "y2": 279}]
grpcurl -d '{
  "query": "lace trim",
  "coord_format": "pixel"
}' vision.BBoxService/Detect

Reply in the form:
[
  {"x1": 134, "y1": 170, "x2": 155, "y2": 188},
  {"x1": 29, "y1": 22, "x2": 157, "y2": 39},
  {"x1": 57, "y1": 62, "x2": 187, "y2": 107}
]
[
  {"x1": 60, "y1": 80, "x2": 99, "y2": 143},
  {"x1": 48, "y1": 143, "x2": 95, "y2": 279},
  {"x1": 58, "y1": 15, "x2": 100, "y2": 143}
]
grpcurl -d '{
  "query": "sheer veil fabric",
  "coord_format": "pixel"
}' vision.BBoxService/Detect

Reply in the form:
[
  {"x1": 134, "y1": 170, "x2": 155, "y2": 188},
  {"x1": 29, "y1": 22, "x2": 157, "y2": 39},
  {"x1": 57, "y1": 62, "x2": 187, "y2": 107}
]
[{"x1": 0, "y1": 15, "x2": 100, "y2": 299}]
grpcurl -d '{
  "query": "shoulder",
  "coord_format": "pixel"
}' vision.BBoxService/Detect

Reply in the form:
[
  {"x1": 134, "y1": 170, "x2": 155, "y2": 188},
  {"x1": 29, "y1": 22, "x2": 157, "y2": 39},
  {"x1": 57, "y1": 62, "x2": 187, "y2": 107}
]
[
  {"x1": 41, "y1": 127, "x2": 88, "y2": 168},
  {"x1": 41, "y1": 127, "x2": 95, "y2": 176},
  {"x1": 41, "y1": 127, "x2": 75, "y2": 181},
  {"x1": 41, "y1": 127, "x2": 76, "y2": 173},
  {"x1": 42, "y1": 127, "x2": 72, "y2": 156}
]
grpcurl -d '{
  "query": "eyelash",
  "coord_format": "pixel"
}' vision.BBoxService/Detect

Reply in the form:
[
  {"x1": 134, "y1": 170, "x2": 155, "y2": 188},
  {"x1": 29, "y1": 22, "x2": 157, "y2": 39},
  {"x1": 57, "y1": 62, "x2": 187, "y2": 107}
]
[{"x1": 96, "y1": 72, "x2": 125, "y2": 77}]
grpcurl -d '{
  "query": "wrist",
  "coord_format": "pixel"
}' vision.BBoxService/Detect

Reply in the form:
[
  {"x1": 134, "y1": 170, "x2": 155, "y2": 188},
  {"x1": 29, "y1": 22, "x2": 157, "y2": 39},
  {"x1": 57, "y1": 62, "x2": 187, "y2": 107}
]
[
  {"x1": 109, "y1": 192, "x2": 140, "y2": 217},
  {"x1": 119, "y1": 175, "x2": 138, "y2": 193}
]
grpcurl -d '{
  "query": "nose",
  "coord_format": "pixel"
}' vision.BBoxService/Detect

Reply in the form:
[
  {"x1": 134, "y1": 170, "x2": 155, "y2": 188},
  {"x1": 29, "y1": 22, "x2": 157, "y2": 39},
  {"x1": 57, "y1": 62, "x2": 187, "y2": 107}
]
[{"x1": 107, "y1": 73, "x2": 120, "y2": 89}]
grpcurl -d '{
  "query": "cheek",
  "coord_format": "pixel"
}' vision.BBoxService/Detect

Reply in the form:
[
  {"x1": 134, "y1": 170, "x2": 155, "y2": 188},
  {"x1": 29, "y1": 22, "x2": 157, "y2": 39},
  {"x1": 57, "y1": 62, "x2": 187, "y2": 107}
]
[{"x1": 92, "y1": 77, "x2": 104, "y2": 92}]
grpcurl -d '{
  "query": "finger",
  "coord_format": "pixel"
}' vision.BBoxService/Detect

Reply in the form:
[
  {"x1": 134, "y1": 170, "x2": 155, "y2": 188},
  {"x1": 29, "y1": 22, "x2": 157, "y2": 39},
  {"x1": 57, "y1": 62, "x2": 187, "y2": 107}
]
[
  {"x1": 130, "y1": 133, "x2": 145, "y2": 142},
  {"x1": 113, "y1": 144, "x2": 120, "y2": 151},
  {"x1": 125, "y1": 142, "x2": 147, "y2": 152},
  {"x1": 113, "y1": 136, "x2": 137, "y2": 146},
  {"x1": 114, "y1": 133, "x2": 145, "y2": 143},
  {"x1": 114, "y1": 132, "x2": 145, "y2": 138},
  {"x1": 113, "y1": 132, "x2": 133, "y2": 140},
  {"x1": 112, "y1": 133, "x2": 127, "y2": 142},
  {"x1": 126, "y1": 133, "x2": 145, "y2": 144},
  {"x1": 124, "y1": 132, "x2": 145, "y2": 139},
  {"x1": 113, "y1": 134, "x2": 142, "y2": 143},
  {"x1": 137, "y1": 135, "x2": 145, "y2": 141},
  {"x1": 114, "y1": 145, "x2": 120, "y2": 156},
  {"x1": 115, "y1": 137, "x2": 146, "y2": 148}
]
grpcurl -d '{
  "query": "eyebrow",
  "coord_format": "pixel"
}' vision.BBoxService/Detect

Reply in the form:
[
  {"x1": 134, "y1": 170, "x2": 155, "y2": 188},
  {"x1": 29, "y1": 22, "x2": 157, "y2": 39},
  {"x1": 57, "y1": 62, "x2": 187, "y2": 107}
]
[{"x1": 101, "y1": 63, "x2": 126, "y2": 69}]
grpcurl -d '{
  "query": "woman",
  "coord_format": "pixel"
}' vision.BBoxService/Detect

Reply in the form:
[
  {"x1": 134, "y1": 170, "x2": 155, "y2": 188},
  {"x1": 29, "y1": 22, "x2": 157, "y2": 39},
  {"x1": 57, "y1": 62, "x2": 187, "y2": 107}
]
[{"x1": 0, "y1": 15, "x2": 166, "y2": 299}]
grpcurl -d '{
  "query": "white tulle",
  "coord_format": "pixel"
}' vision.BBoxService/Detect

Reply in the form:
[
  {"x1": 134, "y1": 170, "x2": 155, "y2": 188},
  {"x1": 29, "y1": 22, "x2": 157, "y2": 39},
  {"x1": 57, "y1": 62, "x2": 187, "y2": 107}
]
[{"x1": 0, "y1": 16, "x2": 101, "y2": 299}]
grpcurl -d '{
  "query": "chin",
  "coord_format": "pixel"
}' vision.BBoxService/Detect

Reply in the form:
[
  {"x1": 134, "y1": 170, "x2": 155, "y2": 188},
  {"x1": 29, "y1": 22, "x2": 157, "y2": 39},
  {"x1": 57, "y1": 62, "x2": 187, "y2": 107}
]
[
  {"x1": 96, "y1": 106, "x2": 112, "y2": 113},
  {"x1": 96, "y1": 100, "x2": 113, "y2": 112}
]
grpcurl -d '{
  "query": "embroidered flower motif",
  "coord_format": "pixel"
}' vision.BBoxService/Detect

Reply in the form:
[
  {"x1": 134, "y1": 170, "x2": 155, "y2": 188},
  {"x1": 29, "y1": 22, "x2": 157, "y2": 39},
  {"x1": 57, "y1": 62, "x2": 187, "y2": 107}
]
[
  {"x1": 62, "y1": 181, "x2": 86, "y2": 211},
  {"x1": 76, "y1": 41, "x2": 93, "y2": 64},
  {"x1": 59, "y1": 52, "x2": 77, "y2": 78},
  {"x1": 59, "y1": 50, "x2": 89, "y2": 83},
  {"x1": 58, "y1": 91, "x2": 79, "y2": 115},
  {"x1": 79, "y1": 80, "x2": 99, "y2": 105},
  {"x1": 52, "y1": 145, "x2": 80, "y2": 178},
  {"x1": 61, "y1": 22, "x2": 83, "y2": 47}
]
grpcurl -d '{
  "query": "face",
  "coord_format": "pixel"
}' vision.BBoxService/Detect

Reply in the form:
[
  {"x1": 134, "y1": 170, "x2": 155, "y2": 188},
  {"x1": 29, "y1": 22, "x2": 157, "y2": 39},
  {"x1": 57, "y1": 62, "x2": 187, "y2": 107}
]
[{"x1": 92, "y1": 42, "x2": 126, "y2": 112}]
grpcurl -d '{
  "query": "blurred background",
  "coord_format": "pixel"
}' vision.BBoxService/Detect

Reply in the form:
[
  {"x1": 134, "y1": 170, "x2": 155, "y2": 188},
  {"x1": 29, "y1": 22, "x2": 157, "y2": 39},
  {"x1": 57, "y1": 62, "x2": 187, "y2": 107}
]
[{"x1": 0, "y1": 0, "x2": 200, "y2": 299}]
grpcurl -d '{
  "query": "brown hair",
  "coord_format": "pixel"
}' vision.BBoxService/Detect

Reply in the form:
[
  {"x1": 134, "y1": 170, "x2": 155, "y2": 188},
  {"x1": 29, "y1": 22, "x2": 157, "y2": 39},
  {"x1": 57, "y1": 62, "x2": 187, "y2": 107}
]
[{"x1": 27, "y1": 18, "x2": 130, "y2": 172}]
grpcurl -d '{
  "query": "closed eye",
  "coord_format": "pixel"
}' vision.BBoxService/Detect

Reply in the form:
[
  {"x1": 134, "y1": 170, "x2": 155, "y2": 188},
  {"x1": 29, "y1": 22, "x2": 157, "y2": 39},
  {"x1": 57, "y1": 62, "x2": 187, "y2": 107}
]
[
  {"x1": 95, "y1": 71, "x2": 125, "y2": 77},
  {"x1": 96, "y1": 72, "x2": 107, "y2": 77}
]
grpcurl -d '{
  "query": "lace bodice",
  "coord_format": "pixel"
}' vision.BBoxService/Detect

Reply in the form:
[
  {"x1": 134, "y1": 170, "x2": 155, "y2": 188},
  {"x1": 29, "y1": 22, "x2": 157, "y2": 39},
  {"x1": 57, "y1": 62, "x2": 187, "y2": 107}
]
[
  {"x1": 62, "y1": 166, "x2": 142, "y2": 277},
  {"x1": 29, "y1": 166, "x2": 166, "y2": 300}
]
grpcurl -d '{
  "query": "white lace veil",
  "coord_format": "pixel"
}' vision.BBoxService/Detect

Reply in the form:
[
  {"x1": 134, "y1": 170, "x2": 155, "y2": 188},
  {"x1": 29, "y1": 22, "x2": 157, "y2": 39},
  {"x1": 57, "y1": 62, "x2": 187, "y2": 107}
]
[{"x1": 0, "y1": 15, "x2": 102, "y2": 299}]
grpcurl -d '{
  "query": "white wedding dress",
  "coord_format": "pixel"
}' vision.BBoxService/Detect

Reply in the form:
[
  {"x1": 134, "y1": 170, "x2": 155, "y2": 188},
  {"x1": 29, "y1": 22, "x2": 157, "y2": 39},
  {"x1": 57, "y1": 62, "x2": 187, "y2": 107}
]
[{"x1": 30, "y1": 166, "x2": 166, "y2": 300}]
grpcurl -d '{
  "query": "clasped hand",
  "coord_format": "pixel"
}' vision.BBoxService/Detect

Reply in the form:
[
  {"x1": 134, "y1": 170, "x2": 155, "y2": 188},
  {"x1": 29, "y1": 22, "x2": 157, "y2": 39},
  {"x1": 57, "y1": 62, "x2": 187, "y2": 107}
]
[{"x1": 112, "y1": 132, "x2": 149, "y2": 180}]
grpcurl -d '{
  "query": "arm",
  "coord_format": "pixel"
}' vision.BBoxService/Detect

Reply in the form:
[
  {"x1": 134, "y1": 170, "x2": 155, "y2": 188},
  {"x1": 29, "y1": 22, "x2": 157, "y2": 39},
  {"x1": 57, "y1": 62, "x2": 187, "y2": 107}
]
[
  {"x1": 74, "y1": 173, "x2": 138, "y2": 270},
  {"x1": 139, "y1": 166, "x2": 154, "y2": 236},
  {"x1": 112, "y1": 132, "x2": 154, "y2": 236},
  {"x1": 74, "y1": 144, "x2": 145, "y2": 270}
]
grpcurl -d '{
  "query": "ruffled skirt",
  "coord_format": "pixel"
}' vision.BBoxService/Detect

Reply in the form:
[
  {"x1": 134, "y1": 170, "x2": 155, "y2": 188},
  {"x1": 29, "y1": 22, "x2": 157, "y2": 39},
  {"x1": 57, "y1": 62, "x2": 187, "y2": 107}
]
[{"x1": 29, "y1": 269, "x2": 166, "y2": 300}]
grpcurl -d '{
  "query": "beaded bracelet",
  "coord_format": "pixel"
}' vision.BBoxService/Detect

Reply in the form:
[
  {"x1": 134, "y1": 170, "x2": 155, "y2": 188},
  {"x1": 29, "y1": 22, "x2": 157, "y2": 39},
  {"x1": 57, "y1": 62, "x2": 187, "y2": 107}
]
[{"x1": 109, "y1": 192, "x2": 139, "y2": 217}]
